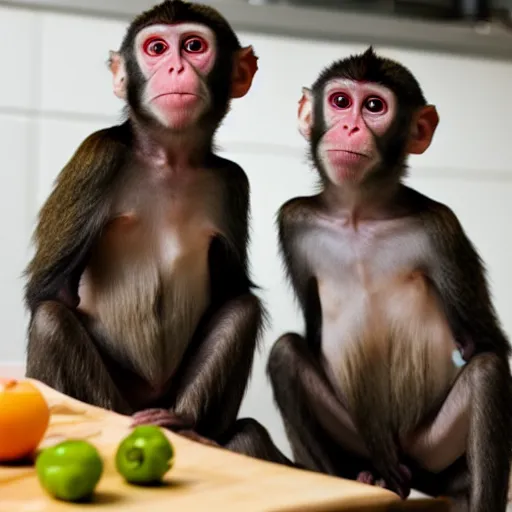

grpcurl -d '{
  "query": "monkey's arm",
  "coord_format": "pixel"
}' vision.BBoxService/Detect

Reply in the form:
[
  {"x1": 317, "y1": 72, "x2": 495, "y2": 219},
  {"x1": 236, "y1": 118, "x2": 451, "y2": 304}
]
[
  {"x1": 24, "y1": 124, "x2": 129, "y2": 311},
  {"x1": 422, "y1": 200, "x2": 511, "y2": 359},
  {"x1": 26, "y1": 301, "x2": 132, "y2": 414},
  {"x1": 277, "y1": 198, "x2": 323, "y2": 349},
  {"x1": 418, "y1": 200, "x2": 512, "y2": 506}
]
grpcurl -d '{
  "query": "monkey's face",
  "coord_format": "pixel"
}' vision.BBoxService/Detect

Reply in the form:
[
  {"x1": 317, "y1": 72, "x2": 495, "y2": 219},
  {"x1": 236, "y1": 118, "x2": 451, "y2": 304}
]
[
  {"x1": 299, "y1": 79, "x2": 396, "y2": 187},
  {"x1": 110, "y1": 6, "x2": 259, "y2": 135},
  {"x1": 130, "y1": 22, "x2": 215, "y2": 130}
]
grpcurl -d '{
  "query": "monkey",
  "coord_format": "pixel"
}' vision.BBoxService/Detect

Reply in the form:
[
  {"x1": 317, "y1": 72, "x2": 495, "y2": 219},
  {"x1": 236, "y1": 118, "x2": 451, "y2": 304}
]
[
  {"x1": 266, "y1": 47, "x2": 512, "y2": 511},
  {"x1": 23, "y1": 0, "x2": 290, "y2": 465}
]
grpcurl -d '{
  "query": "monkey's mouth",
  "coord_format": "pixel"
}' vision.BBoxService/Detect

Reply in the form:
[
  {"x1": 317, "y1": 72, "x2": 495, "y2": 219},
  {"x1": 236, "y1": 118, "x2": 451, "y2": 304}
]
[
  {"x1": 326, "y1": 150, "x2": 371, "y2": 167},
  {"x1": 150, "y1": 92, "x2": 200, "y2": 105},
  {"x1": 327, "y1": 149, "x2": 369, "y2": 159}
]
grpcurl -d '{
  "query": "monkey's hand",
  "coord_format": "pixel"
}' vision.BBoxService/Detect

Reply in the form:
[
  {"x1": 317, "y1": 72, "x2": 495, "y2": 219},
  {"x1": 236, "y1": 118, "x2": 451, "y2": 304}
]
[
  {"x1": 176, "y1": 430, "x2": 220, "y2": 448},
  {"x1": 357, "y1": 464, "x2": 412, "y2": 500},
  {"x1": 357, "y1": 470, "x2": 387, "y2": 489},
  {"x1": 131, "y1": 408, "x2": 194, "y2": 430},
  {"x1": 130, "y1": 409, "x2": 220, "y2": 448}
]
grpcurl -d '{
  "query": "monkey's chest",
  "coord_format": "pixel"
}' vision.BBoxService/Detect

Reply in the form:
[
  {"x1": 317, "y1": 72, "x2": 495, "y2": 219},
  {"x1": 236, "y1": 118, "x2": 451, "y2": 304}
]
[
  {"x1": 78, "y1": 193, "x2": 221, "y2": 388},
  {"x1": 311, "y1": 227, "x2": 461, "y2": 423},
  {"x1": 81, "y1": 200, "x2": 217, "y2": 302}
]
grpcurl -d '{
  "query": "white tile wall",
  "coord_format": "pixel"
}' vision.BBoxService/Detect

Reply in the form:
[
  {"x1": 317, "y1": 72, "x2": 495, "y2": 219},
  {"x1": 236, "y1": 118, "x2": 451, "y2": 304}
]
[
  {"x1": 1, "y1": 5, "x2": 512, "y2": 496},
  {"x1": 39, "y1": 12, "x2": 126, "y2": 117},
  {"x1": 0, "y1": 6, "x2": 39, "y2": 110},
  {"x1": 378, "y1": 47, "x2": 512, "y2": 173},
  {"x1": 0, "y1": 113, "x2": 33, "y2": 359}
]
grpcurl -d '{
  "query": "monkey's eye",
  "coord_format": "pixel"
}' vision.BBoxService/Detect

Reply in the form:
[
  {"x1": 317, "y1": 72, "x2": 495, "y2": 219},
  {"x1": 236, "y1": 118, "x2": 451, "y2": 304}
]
[
  {"x1": 330, "y1": 93, "x2": 351, "y2": 110},
  {"x1": 183, "y1": 37, "x2": 207, "y2": 54},
  {"x1": 364, "y1": 97, "x2": 386, "y2": 113},
  {"x1": 145, "y1": 39, "x2": 169, "y2": 56}
]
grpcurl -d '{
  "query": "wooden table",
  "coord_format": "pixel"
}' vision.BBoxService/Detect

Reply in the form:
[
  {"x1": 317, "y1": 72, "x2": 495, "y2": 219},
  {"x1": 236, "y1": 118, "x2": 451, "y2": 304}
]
[{"x1": 0, "y1": 380, "x2": 450, "y2": 511}]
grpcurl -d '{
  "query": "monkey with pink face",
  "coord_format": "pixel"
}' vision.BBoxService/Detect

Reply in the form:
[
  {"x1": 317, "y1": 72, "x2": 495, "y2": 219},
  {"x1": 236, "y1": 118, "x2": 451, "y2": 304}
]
[
  {"x1": 268, "y1": 47, "x2": 512, "y2": 511},
  {"x1": 24, "y1": 0, "x2": 290, "y2": 464}
]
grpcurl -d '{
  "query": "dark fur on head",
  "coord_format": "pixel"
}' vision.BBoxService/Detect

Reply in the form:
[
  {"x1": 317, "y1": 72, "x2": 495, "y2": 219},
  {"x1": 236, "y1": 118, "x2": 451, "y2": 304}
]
[
  {"x1": 312, "y1": 46, "x2": 426, "y2": 109},
  {"x1": 308, "y1": 46, "x2": 428, "y2": 187},
  {"x1": 119, "y1": 0, "x2": 241, "y2": 55},
  {"x1": 117, "y1": 0, "x2": 243, "y2": 134}
]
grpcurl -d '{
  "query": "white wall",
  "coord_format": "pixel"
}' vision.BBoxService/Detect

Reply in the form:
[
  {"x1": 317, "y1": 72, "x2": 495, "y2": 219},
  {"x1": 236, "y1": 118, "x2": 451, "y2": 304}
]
[{"x1": 1, "y1": 4, "x2": 512, "y2": 458}]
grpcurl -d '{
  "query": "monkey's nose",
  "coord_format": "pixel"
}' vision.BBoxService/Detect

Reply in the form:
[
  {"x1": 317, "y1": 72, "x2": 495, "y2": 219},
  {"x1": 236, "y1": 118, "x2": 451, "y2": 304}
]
[
  {"x1": 168, "y1": 63, "x2": 185, "y2": 74},
  {"x1": 344, "y1": 125, "x2": 361, "y2": 136}
]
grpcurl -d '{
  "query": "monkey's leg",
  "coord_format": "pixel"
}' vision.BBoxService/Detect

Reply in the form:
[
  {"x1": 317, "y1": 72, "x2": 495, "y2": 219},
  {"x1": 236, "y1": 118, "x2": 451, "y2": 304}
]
[
  {"x1": 26, "y1": 301, "x2": 131, "y2": 414},
  {"x1": 217, "y1": 418, "x2": 295, "y2": 466},
  {"x1": 267, "y1": 332, "x2": 372, "y2": 477},
  {"x1": 132, "y1": 294, "x2": 287, "y2": 462},
  {"x1": 404, "y1": 353, "x2": 512, "y2": 512},
  {"x1": 162, "y1": 418, "x2": 294, "y2": 465},
  {"x1": 145, "y1": 415, "x2": 294, "y2": 465}
]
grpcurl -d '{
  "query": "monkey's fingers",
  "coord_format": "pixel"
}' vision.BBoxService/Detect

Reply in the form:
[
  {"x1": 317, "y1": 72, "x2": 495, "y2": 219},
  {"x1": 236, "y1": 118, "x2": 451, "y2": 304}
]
[
  {"x1": 357, "y1": 467, "x2": 410, "y2": 499},
  {"x1": 177, "y1": 429, "x2": 220, "y2": 448},
  {"x1": 132, "y1": 408, "x2": 166, "y2": 417},
  {"x1": 357, "y1": 471, "x2": 388, "y2": 489},
  {"x1": 375, "y1": 478, "x2": 387, "y2": 488},
  {"x1": 364, "y1": 462, "x2": 411, "y2": 500},
  {"x1": 386, "y1": 464, "x2": 412, "y2": 500},
  {"x1": 130, "y1": 409, "x2": 194, "y2": 430},
  {"x1": 357, "y1": 470, "x2": 376, "y2": 486},
  {"x1": 398, "y1": 463, "x2": 412, "y2": 482},
  {"x1": 131, "y1": 409, "x2": 176, "y2": 426}
]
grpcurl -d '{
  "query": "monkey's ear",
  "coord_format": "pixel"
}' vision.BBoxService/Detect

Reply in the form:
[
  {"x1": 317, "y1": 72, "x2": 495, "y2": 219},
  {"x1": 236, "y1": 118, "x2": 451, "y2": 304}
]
[
  {"x1": 407, "y1": 105, "x2": 439, "y2": 154},
  {"x1": 231, "y1": 46, "x2": 258, "y2": 99},
  {"x1": 298, "y1": 87, "x2": 313, "y2": 140},
  {"x1": 108, "y1": 50, "x2": 127, "y2": 100}
]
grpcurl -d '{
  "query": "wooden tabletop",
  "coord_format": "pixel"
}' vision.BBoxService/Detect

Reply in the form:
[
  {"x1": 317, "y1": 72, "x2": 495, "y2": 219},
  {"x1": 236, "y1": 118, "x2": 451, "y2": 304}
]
[{"x1": 0, "y1": 380, "x2": 451, "y2": 511}]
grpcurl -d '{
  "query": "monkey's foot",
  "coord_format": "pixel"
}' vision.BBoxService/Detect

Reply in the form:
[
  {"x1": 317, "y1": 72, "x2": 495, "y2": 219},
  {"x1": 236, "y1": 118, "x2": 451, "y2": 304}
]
[
  {"x1": 356, "y1": 464, "x2": 412, "y2": 500},
  {"x1": 131, "y1": 408, "x2": 194, "y2": 430}
]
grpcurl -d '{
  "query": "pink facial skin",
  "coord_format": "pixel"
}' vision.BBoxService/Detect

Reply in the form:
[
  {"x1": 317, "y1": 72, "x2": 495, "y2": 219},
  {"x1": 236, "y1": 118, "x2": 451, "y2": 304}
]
[
  {"x1": 318, "y1": 79, "x2": 396, "y2": 186},
  {"x1": 134, "y1": 23, "x2": 217, "y2": 130}
]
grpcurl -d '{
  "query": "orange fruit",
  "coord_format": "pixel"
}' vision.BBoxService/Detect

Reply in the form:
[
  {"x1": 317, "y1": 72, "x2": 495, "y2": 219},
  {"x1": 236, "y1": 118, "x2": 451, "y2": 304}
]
[{"x1": 0, "y1": 378, "x2": 50, "y2": 462}]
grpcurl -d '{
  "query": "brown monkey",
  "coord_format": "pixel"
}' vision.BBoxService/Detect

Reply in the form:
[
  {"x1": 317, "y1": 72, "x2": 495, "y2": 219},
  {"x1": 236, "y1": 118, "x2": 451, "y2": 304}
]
[
  {"x1": 24, "y1": 0, "x2": 289, "y2": 464},
  {"x1": 267, "y1": 47, "x2": 512, "y2": 511}
]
